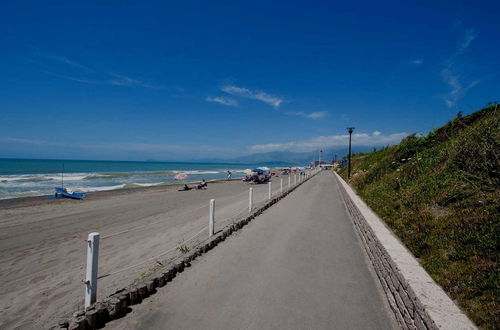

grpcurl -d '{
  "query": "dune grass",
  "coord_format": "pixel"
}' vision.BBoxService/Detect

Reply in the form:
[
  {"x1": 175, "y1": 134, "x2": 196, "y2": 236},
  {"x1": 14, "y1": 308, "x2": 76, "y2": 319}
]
[{"x1": 338, "y1": 106, "x2": 499, "y2": 328}]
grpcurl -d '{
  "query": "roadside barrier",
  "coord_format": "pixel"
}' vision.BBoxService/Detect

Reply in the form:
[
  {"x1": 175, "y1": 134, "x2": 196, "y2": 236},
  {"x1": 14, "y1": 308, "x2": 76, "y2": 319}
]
[{"x1": 66, "y1": 168, "x2": 322, "y2": 329}]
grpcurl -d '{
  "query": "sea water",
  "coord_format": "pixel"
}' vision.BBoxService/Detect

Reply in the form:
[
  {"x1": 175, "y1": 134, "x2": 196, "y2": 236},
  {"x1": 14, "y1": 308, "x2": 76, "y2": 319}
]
[{"x1": 0, "y1": 158, "x2": 289, "y2": 199}]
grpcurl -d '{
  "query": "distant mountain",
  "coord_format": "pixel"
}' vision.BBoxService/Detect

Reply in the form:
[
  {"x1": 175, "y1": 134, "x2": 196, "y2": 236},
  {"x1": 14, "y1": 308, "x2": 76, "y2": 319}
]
[
  {"x1": 189, "y1": 147, "x2": 380, "y2": 165},
  {"x1": 224, "y1": 151, "x2": 313, "y2": 165},
  {"x1": 221, "y1": 147, "x2": 375, "y2": 165}
]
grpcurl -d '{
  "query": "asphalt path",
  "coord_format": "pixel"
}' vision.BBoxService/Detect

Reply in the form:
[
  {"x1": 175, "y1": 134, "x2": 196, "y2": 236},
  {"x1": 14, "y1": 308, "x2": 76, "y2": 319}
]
[{"x1": 109, "y1": 171, "x2": 398, "y2": 330}]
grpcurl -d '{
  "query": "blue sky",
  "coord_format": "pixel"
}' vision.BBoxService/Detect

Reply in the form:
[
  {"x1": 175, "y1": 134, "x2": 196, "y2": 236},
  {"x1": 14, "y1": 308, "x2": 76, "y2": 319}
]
[{"x1": 1, "y1": 1, "x2": 498, "y2": 161}]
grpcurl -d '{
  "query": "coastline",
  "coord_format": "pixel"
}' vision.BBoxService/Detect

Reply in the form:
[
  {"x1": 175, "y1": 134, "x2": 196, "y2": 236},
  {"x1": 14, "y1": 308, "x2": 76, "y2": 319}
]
[{"x1": 0, "y1": 177, "x2": 240, "y2": 209}]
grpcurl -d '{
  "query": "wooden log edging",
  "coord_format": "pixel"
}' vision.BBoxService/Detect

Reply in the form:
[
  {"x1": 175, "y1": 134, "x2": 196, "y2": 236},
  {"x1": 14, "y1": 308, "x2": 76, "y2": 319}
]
[
  {"x1": 49, "y1": 170, "x2": 319, "y2": 330},
  {"x1": 333, "y1": 172, "x2": 476, "y2": 330}
]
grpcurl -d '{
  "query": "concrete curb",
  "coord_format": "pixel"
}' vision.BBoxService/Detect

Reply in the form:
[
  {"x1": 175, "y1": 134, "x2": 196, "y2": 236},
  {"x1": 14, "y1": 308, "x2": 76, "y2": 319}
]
[
  {"x1": 333, "y1": 172, "x2": 476, "y2": 330},
  {"x1": 49, "y1": 171, "x2": 319, "y2": 330}
]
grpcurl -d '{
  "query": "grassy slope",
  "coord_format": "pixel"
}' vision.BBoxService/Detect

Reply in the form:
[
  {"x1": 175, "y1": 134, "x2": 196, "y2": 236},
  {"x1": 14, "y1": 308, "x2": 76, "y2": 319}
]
[{"x1": 338, "y1": 106, "x2": 499, "y2": 328}]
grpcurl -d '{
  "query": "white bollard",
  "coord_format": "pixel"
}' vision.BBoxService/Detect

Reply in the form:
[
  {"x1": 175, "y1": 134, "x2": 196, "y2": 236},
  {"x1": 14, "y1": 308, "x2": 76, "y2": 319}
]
[
  {"x1": 268, "y1": 181, "x2": 272, "y2": 200},
  {"x1": 294, "y1": 174, "x2": 297, "y2": 185},
  {"x1": 248, "y1": 187, "x2": 253, "y2": 213},
  {"x1": 209, "y1": 199, "x2": 215, "y2": 237},
  {"x1": 85, "y1": 232, "x2": 100, "y2": 308},
  {"x1": 280, "y1": 178, "x2": 283, "y2": 194},
  {"x1": 288, "y1": 175, "x2": 291, "y2": 188}
]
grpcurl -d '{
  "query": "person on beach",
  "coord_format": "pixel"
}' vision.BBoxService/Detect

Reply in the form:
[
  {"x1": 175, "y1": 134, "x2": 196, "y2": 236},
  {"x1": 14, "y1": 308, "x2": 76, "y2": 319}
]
[
  {"x1": 197, "y1": 179, "x2": 207, "y2": 189},
  {"x1": 227, "y1": 170, "x2": 232, "y2": 180},
  {"x1": 179, "y1": 184, "x2": 192, "y2": 191}
]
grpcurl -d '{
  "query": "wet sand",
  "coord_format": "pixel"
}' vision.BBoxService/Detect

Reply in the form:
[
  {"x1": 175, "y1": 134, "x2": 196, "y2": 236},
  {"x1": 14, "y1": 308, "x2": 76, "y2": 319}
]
[{"x1": 0, "y1": 178, "x2": 286, "y2": 329}]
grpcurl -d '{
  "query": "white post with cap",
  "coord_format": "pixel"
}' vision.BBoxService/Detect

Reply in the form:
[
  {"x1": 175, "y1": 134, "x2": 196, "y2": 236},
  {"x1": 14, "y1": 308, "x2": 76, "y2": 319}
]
[
  {"x1": 209, "y1": 199, "x2": 215, "y2": 237},
  {"x1": 85, "y1": 232, "x2": 100, "y2": 308},
  {"x1": 248, "y1": 187, "x2": 253, "y2": 212}
]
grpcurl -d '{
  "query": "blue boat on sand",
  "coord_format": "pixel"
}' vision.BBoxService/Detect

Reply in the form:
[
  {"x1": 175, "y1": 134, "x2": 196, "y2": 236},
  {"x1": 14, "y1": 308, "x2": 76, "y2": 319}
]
[
  {"x1": 55, "y1": 187, "x2": 85, "y2": 199},
  {"x1": 54, "y1": 163, "x2": 85, "y2": 199}
]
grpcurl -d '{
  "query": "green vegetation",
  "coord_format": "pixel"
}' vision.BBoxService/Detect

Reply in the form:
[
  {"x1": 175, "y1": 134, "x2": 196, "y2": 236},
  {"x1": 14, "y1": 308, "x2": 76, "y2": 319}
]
[
  {"x1": 176, "y1": 240, "x2": 190, "y2": 254},
  {"x1": 338, "y1": 105, "x2": 499, "y2": 328}
]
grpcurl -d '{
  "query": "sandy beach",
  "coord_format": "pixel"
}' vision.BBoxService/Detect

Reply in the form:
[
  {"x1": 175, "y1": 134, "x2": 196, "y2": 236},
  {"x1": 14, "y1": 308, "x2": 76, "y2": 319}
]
[{"x1": 0, "y1": 178, "x2": 287, "y2": 329}]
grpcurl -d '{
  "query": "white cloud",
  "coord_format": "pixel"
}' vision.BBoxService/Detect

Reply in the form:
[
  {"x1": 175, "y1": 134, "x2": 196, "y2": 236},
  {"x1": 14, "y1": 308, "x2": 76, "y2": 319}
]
[
  {"x1": 441, "y1": 29, "x2": 479, "y2": 107},
  {"x1": 206, "y1": 96, "x2": 239, "y2": 106},
  {"x1": 249, "y1": 131, "x2": 408, "y2": 153},
  {"x1": 410, "y1": 59, "x2": 423, "y2": 65},
  {"x1": 221, "y1": 85, "x2": 283, "y2": 107},
  {"x1": 286, "y1": 111, "x2": 328, "y2": 119}
]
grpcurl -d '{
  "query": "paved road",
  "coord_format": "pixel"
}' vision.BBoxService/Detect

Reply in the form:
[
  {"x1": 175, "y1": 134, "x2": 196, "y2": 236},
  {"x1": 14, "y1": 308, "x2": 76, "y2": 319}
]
[{"x1": 109, "y1": 171, "x2": 398, "y2": 330}]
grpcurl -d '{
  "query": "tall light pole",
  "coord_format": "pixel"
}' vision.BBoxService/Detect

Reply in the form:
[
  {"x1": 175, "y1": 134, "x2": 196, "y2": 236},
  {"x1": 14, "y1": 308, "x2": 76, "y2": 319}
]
[{"x1": 347, "y1": 127, "x2": 355, "y2": 179}]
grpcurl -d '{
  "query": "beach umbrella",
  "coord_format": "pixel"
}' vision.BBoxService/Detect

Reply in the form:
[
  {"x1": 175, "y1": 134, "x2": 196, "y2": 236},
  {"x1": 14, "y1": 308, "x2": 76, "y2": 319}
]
[
  {"x1": 174, "y1": 173, "x2": 188, "y2": 180},
  {"x1": 243, "y1": 169, "x2": 254, "y2": 175},
  {"x1": 252, "y1": 168, "x2": 265, "y2": 174}
]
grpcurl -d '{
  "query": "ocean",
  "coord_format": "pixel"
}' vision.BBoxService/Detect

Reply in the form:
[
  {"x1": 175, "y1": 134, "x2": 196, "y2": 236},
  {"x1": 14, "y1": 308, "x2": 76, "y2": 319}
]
[{"x1": 0, "y1": 158, "x2": 291, "y2": 200}]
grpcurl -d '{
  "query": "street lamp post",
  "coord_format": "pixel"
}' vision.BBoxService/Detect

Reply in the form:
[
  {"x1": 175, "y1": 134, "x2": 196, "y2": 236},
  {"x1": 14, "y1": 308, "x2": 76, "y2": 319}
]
[{"x1": 347, "y1": 127, "x2": 355, "y2": 179}]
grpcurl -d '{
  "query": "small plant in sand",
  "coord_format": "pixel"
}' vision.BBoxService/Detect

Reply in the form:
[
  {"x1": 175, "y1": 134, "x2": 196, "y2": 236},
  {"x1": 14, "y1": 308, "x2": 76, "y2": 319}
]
[
  {"x1": 140, "y1": 261, "x2": 164, "y2": 278},
  {"x1": 177, "y1": 240, "x2": 190, "y2": 254}
]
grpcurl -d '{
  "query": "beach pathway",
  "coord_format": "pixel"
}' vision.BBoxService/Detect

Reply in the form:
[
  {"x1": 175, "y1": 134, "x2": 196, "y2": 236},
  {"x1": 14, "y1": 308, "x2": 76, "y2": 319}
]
[{"x1": 108, "y1": 171, "x2": 398, "y2": 330}]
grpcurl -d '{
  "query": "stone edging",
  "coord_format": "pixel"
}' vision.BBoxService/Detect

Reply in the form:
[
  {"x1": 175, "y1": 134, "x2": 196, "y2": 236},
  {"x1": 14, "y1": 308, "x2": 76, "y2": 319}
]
[
  {"x1": 333, "y1": 172, "x2": 476, "y2": 330},
  {"x1": 49, "y1": 171, "x2": 319, "y2": 330}
]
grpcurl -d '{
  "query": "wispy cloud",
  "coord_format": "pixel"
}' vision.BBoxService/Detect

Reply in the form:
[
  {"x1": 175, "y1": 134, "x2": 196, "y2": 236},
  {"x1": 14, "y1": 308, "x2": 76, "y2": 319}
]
[
  {"x1": 441, "y1": 29, "x2": 479, "y2": 107},
  {"x1": 286, "y1": 111, "x2": 328, "y2": 119},
  {"x1": 28, "y1": 51, "x2": 161, "y2": 89},
  {"x1": 0, "y1": 136, "x2": 184, "y2": 152},
  {"x1": 221, "y1": 85, "x2": 283, "y2": 107},
  {"x1": 0, "y1": 137, "x2": 44, "y2": 145},
  {"x1": 108, "y1": 73, "x2": 161, "y2": 89},
  {"x1": 410, "y1": 59, "x2": 423, "y2": 65},
  {"x1": 249, "y1": 131, "x2": 408, "y2": 153},
  {"x1": 441, "y1": 68, "x2": 479, "y2": 108},
  {"x1": 41, "y1": 70, "x2": 103, "y2": 85},
  {"x1": 206, "y1": 96, "x2": 239, "y2": 106},
  {"x1": 43, "y1": 53, "x2": 96, "y2": 73},
  {"x1": 458, "y1": 29, "x2": 477, "y2": 55}
]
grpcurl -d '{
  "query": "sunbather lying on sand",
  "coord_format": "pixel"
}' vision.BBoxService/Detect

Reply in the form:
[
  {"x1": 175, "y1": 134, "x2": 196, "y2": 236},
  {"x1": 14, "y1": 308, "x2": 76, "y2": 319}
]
[
  {"x1": 178, "y1": 184, "x2": 192, "y2": 191},
  {"x1": 197, "y1": 179, "x2": 207, "y2": 189}
]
